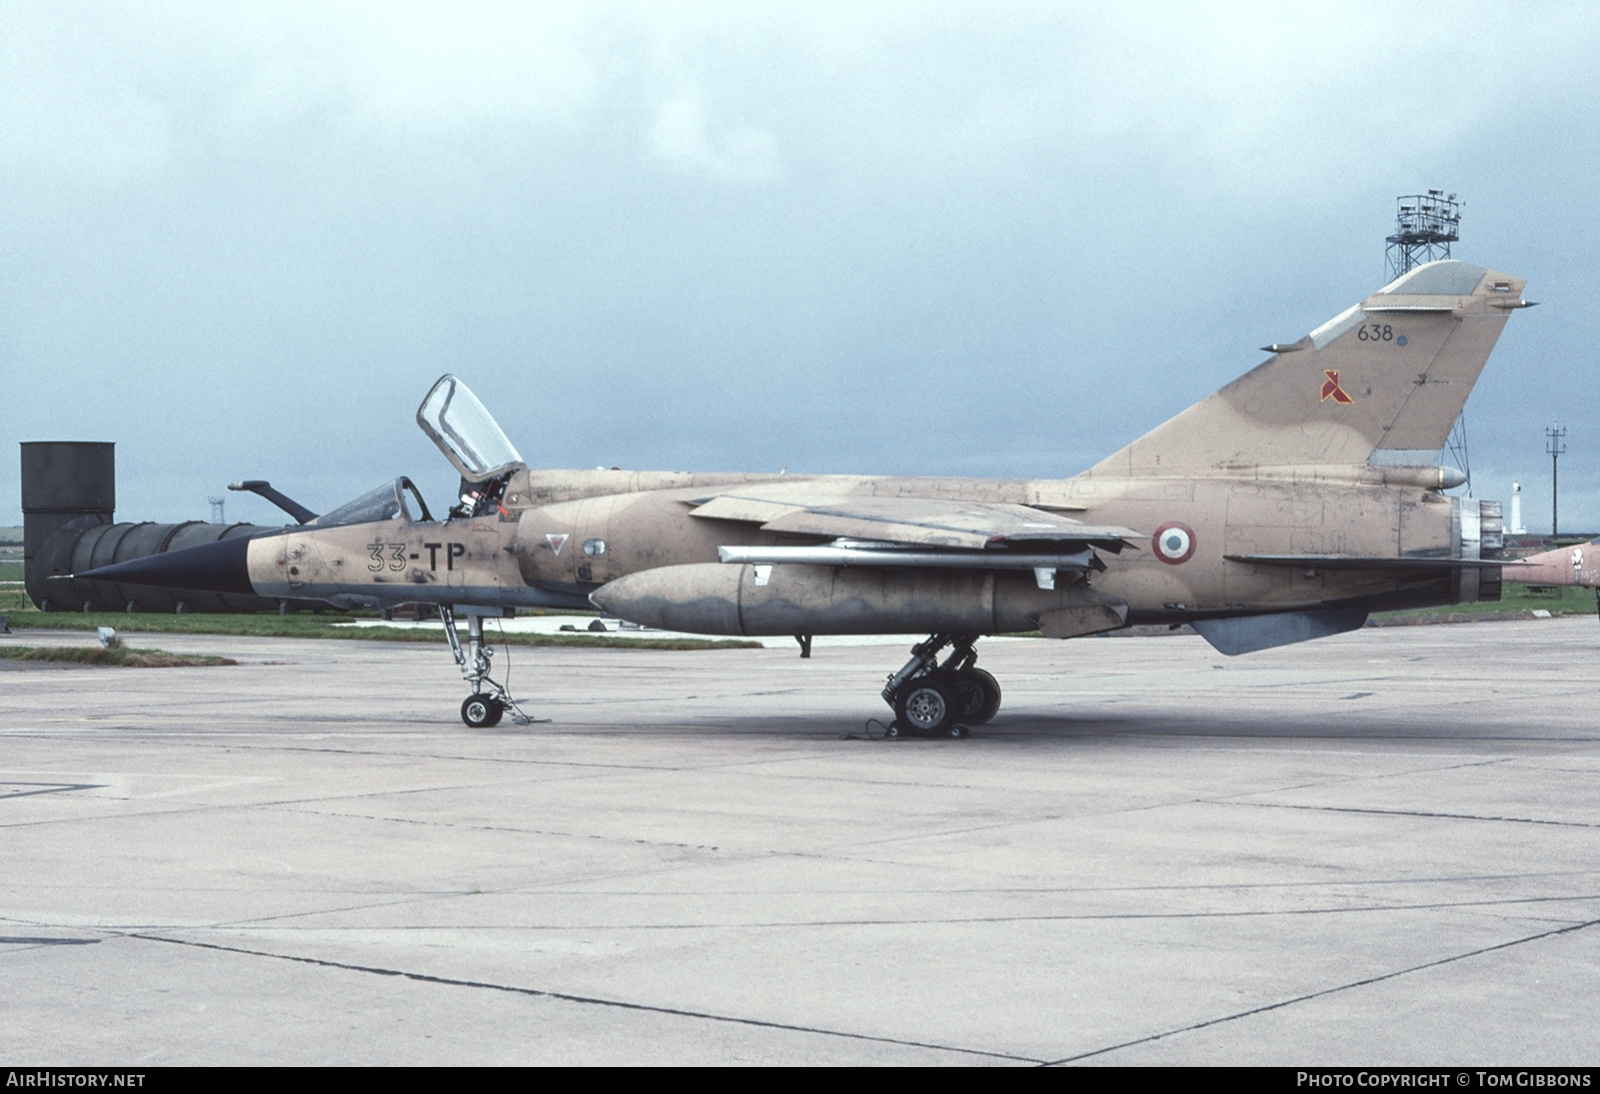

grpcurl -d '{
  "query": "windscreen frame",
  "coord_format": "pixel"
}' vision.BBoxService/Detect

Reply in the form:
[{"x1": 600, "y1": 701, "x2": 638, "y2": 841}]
[{"x1": 307, "y1": 479, "x2": 408, "y2": 528}]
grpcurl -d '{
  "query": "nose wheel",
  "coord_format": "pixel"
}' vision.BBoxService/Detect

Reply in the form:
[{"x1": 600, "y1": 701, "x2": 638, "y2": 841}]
[
  {"x1": 461, "y1": 694, "x2": 504, "y2": 728},
  {"x1": 882, "y1": 634, "x2": 999, "y2": 737}
]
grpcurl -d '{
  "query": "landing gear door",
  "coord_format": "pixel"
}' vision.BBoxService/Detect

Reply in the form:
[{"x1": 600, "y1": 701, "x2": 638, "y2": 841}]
[{"x1": 416, "y1": 375, "x2": 528, "y2": 484}]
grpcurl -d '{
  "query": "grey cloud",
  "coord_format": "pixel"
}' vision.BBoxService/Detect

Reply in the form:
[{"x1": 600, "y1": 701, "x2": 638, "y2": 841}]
[{"x1": 2, "y1": 2, "x2": 1598, "y2": 532}]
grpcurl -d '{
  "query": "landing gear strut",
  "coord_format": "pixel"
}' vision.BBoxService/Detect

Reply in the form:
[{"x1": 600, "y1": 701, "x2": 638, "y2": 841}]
[
  {"x1": 441, "y1": 606, "x2": 518, "y2": 728},
  {"x1": 881, "y1": 634, "x2": 1002, "y2": 738}
]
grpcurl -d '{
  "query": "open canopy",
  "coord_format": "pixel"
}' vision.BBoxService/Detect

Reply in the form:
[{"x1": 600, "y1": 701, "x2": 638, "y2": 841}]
[{"x1": 416, "y1": 375, "x2": 525, "y2": 482}]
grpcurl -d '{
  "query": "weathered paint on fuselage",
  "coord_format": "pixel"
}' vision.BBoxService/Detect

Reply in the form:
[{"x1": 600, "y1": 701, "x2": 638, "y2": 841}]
[
  {"x1": 507, "y1": 469, "x2": 1462, "y2": 629},
  {"x1": 235, "y1": 469, "x2": 792, "y2": 612},
  {"x1": 244, "y1": 509, "x2": 560, "y2": 611},
  {"x1": 233, "y1": 460, "x2": 1465, "y2": 632},
  {"x1": 1512, "y1": 539, "x2": 1600, "y2": 588}
]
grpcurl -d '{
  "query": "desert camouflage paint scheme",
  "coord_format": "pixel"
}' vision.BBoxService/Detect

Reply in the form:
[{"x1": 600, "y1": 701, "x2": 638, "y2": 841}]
[
  {"x1": 82, "y1": 259, "x2": 1534, "y2": 728},
  {"x1": 1512, "y1": 538, "x2": 1600, "y2": 588}
]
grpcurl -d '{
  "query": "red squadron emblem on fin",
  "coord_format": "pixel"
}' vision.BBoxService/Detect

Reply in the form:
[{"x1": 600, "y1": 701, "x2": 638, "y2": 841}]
[{"x1": 1320, "y1": 369, "x2": 1353, "y2": 404}]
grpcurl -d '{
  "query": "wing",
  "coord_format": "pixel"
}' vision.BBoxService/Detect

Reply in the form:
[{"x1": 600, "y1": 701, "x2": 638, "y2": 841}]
[
  {"x1": 689, "y1": 485, "x2": 1141, "y2": 552},
  {"x1": 689, "y1": 484, "x2": 1141, "y2": 590}
]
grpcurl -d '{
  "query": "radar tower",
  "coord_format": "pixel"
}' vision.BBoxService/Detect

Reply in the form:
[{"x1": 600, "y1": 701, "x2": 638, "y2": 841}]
[
  {"x1": 1386, "y1": 190, "x2": 1461, "y2": 282},
  {"x1": 1386, "y1": 191, "x2": 1469, "y2": 488}
]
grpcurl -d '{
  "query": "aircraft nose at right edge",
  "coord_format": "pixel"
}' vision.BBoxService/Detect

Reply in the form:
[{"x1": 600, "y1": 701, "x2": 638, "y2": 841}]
[{"x1": 75, "y1": 535, "x2": 260, "y2": 597}]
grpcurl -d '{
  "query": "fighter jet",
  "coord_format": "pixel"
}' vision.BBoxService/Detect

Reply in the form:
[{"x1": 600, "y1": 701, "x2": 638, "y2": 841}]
[
  {"x1": 81, "y1": 259, "x2": 1535, "y2": 733},
  {"x1": 1511, "y1": 538, "x2": 1600, "y2": 588},
  {"x1": 1506, "y1": 536, "x2": 1600, "y2": 622}
]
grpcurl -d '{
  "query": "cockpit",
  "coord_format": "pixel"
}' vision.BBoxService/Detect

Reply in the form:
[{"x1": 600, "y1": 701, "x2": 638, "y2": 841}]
[
  {"x1": 297, "y1": 376, "x2": 525, "y2": 529},
  {"x1": 308, "y1": 476, "x2": 435, "y2": 528}
]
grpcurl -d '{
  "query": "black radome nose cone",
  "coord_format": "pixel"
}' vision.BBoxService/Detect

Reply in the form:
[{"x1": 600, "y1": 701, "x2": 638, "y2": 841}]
[{"x1": 77, "y1": 535, "x2": 257, "y2": 596}]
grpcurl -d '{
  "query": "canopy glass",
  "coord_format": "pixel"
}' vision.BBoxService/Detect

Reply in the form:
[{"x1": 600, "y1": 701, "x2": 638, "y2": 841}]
[{"x1": 416, "y1": 375, "x2": 525, "y2": 482}]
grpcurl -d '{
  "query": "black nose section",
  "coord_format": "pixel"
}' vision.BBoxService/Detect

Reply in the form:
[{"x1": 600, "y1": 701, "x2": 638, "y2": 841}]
[{"x1": 77, "y1": 535, "x2": 257, "y2": 596}]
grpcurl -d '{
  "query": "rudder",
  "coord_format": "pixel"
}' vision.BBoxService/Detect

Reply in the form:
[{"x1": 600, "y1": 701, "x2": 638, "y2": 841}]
[{"x1": 1083, "y1": 260, "x2": 1531, "y2": 478}]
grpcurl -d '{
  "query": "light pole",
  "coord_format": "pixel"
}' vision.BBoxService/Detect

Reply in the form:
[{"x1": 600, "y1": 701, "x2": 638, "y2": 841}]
[{"x1": 1546, "y1": 422, "x2": 1567, "y2": 539}]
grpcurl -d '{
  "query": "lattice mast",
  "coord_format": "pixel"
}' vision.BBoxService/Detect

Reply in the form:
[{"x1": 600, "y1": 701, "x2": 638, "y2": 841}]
[
  {"x1": 1386, "y1": 190, "x2": 1461, "y2": 282},
  {"x1": 1386, "y1": 191, "x2": 1470, "y2": 488}
]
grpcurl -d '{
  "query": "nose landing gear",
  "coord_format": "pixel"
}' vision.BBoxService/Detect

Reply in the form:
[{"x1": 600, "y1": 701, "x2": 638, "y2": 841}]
[
  {"x1": 441, "y1": 606, "x2": 531, "y2": 727},
  {"x1": 881, "y1": 634, "x2": 1001, "y2": 738}
]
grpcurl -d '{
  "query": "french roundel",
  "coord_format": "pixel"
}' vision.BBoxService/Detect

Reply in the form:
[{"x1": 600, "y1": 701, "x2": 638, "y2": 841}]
[{"x1": 1152, "y1": 522, "x2": 1196, "y2": 565}]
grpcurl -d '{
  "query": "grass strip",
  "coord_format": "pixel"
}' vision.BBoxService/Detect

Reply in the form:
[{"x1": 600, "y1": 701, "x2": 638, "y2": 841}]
[
  {"x1": 0, "y1": 646, "x2": 238, "y2": 667},
  {"x1": 0, "y1": 594, "x2": 759, "y2": 650},
  {"x1": 1, "y1": 616, "x2": 760, "y2": 650},
  {"x1": 1371, "y1": 582, "x2": 1595, "y2": 621}
]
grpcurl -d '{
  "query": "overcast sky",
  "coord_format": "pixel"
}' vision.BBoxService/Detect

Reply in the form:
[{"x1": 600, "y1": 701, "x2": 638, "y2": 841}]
[{"x1": 3, "y1": 1, "x2": 1597, "y2": 533}]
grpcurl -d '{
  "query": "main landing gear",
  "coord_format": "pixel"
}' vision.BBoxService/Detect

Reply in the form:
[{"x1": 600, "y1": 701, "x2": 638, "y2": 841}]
[
  {"x1": 881, "y1": 634, "x2": 1001, "y2": 739},
  {"x1": 441, "y1": 607, "x2": 519, "y2": 728}
]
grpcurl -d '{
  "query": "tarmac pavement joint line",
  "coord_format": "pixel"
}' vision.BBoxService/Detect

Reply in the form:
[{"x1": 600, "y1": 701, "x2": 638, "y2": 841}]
[
  {"x1": 1229, "y1": 799, "x2": 1600, "y2": 830},
  {"x1": 273, "y1": 805, "x2": 727, "y2": 857},
  {"x1": 111, "y1": 890, "x2": 1600, "y2": 934},
  {"x1": 1044, "y1": 913, "x2": 1600, "y2": 1065},
  {"x1": 15, "y1": 889, "x2": 1600, "y2": 940},
  {"x1": 0, "y1": 781, "x2": 106, "y2": 799},
  {"x1": 182, "y1": 740, "x2": 692, "y2": 772},
  {"x1": 0, "y1": 936, "x2": 101, "y2": 951},
  {"x1": 369, "y1": 867, "x2": 1600, "y2": 896},
  {"x1": 0, "y1": 775, "x2": 609, "y2": 832},
  {"x1": 1202, "y1": 754, "x2": 1518, "y2": 801},
  {"x1": 125, "y1": 931, "x2": 1045, "y2": 1065}
]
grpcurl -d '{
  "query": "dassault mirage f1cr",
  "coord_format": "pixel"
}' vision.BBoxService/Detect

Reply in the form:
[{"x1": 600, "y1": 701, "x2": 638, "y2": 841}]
[{"x1": 82, "y1": 259, "x2": 1535, "y2": 733}]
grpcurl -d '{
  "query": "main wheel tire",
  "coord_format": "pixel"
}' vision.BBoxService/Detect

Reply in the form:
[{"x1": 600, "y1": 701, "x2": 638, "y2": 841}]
[
  {"x1": 461, "y1": 694, "x2": 504, "y2": 728},
  {"x1": 894, "y1": 676, "x2": 958, "y2": 737},
  {"x1": 952, "y1": 668, "x2": 1001, "y2": 725},
  {"x1": 948, "y1": 671, "x2": 983, "y2": 721}
]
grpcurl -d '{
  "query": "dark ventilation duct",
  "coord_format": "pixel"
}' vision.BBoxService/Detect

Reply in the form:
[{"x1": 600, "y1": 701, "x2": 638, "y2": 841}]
[
  {"x1": 20, "y1": 441, "x2": 313, "y2": 614},
  {"x1": 22, "y1": 442, "x2": 114, "y2": 610}
]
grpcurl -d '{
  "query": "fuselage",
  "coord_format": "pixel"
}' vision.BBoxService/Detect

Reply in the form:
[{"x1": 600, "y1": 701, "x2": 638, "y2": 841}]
[{"x1": 237, "y1": 465, "x2": 1490, "y2": 632}]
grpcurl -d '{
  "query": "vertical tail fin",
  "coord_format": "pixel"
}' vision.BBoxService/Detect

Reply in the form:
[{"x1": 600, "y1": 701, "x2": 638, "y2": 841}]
[{"x1": 1084, "y1": 260, "x2": 1532, "y2": 478}]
